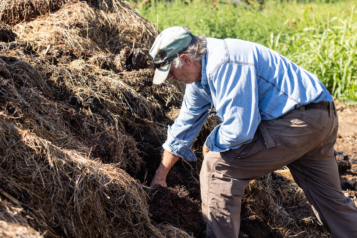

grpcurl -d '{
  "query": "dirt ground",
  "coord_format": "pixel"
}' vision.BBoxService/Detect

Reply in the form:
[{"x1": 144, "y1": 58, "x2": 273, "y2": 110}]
[{"x1": 335, "y1": 104, "x2": 357, "y2": 201}]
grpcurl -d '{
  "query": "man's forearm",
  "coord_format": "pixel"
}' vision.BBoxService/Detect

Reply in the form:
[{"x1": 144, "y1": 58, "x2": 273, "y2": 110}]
[{"x1": 150, "y1": 150, "x2": 179, "y2": 187}]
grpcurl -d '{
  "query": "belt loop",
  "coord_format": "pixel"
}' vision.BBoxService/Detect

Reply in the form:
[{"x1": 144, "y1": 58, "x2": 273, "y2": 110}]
[
  {"x1": 258, "y1": 122, "x2": 276, "y2": 149},
  {"x1": 333, "y1": 101, "x2": 336, "y2": 116}
]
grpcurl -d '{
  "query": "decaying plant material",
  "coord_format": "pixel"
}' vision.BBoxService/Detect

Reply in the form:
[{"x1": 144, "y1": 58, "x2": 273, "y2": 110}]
[
  {"x1": 0, "y1": 198, "x2": 42, "y2": 238},
  {"x1": 0, "y1": 0, "x2": 186, "y2": 236},
  {"x1": 13, "y1": 1, "x2": 156, "y2": 55},
  {"x1": 0, "y1": 118, "x2": 161, "y2": 237},
  {"x1": 0, "y1": 0, "x2": 140, "y2": 26},
  {"x1": 0, "y1": 23, "x2": 17, "y2": 43},
  {"x1": 240, "y1": 172, "x2": 332, "y2": 238},
  {"x1": 0, "y1": 51, "x2": 178, "y2": 237},
  {"x1": 155, "y1": 223, "x2": 193, "y2": 238}
]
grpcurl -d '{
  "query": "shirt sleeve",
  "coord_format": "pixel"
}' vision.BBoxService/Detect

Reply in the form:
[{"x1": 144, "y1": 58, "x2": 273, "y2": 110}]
[
  {"x1": 205, "y1": 62, "x2": 260, "y2": 152},
  {"x1": 163, "y1": 84, "x2": 210, "y2": 161}
]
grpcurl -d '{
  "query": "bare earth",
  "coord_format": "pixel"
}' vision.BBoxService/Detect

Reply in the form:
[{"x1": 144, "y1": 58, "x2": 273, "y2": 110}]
[
  {"x1": 335, "y1": 104, "x2": 357, "y2": 158},
  {"x1": 334, "y1": 104, "x2": 357, "y2": 201}
]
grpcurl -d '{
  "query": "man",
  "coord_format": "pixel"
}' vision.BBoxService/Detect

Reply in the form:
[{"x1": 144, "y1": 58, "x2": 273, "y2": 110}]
[{"x1": 149, "y1": 26, "x2": 357, "y2": 237}]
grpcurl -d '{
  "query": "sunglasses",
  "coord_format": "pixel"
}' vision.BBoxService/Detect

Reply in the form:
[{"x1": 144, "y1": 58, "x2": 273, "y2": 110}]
[{"x1": 152, "y1": 54, "x2": 178, "y2": 69}]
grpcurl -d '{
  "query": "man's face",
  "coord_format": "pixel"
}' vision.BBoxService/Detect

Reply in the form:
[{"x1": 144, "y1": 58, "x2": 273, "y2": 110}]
[{"x1": 167, "y1": 54, "x2": 202, "y2": 84}]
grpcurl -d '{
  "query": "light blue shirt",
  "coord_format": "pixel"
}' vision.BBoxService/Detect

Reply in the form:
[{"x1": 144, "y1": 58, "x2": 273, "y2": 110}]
[{"x1": 163, "y1": 38, "x2": 333, "y2": 161}]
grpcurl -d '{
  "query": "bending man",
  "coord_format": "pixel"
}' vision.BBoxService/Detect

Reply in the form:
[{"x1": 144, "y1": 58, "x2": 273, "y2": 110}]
[{"x1": 149, "y1": 26, "x2": 357, "y2": 238}]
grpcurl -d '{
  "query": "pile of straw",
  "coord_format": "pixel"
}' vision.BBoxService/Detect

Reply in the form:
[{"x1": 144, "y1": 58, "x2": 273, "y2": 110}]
[
  {"x1": 0, "y1": 53, "x2": 169, "y2": 236},
  {"x1": 0, "y1": 0, "x2": 67, "y2": 26},
  {"x1": 0, "y1": 0, "x2": 189, "y2": 237},
  {"x1": 0, "y1": 52, "x2": 143, "y2": 169},
  {"x1": 0, "y1": 0, "x2": 139, "y2": 26},
  {"x1": 13, "y1": 1, "x2": 156, "y2": 55},
  {"x1": 0, "y1": 198, "x2": 42, "y2": 238},
  {"x1": 0, "y1": 120, "x2": 161, "y2": 237},
  {"x1": 240, "y1": 172, "x2": 330, "y2": 237}
]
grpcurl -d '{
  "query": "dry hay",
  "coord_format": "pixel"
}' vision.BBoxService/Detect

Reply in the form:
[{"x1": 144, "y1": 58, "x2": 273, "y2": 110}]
[
  {"x1": 240, "y1": 172, "x2": 331, "y2": 238},
  {"x1": 0, "y1": 51, "x2": 188, "y2": 238},
  {"x1": 0, "y1": 0, "x2": 140, "y2": 26},
  {"x1": 0, "y1": 0, "x2": 69, "y2": 26},
  {"x1": 155, "y1": 223, "x2": 193, "y2": 238},
  {"x1": 0, "y1": 118, "x2": 164, "y2": 237},
  {"x1": 13, "y1": 1, "x2": 157, "y2": 56},
  {"x1": 0, "y1": 41, "x2": 181, "y2": 149},
  {"x1": 0, "y1": 0, "x2": 195, "y2": 237},
  {"x1": 0, "y1": 197, "x2": 42, "y2": 238},
  {"x1": 0, "y1": 51, "x2": 142, "y2": 169},
  {"x1": 0, "y1": 39, "x2": 184, "y2": 237}
]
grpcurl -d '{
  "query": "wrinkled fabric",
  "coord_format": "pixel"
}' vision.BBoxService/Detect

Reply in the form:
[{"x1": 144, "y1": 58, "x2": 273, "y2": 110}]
[{"x1": 163, "y1": 38, "x2": 333, "y2": 161}]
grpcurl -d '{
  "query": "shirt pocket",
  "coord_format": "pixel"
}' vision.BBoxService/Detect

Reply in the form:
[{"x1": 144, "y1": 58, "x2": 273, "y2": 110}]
[{"x1": 276, "y1": 113, "x2": 325, "y2": 148}]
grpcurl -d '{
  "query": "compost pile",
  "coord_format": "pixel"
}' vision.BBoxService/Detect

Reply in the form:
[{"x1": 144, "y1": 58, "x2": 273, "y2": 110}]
[
  {"x1": 0, "y1": 0, "x2": 355, "y2": 237},
  {"x1": 0, "y1": 0, "x2": 189, "y2": 237}
]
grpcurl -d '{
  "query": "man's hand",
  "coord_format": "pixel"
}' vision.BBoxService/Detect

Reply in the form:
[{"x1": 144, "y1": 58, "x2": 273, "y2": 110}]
[
  {"x1": 202, "y1": 143, "x2": 211, "y2": 158},
  {"x1": 150, "y1": 150, "x2": 179, "y2": 187}
]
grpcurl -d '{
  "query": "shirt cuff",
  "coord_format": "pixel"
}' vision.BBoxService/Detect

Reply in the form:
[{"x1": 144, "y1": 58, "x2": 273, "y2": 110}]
[{"x1": 162, "y1": 126, "x2": 198, "y2": 161}]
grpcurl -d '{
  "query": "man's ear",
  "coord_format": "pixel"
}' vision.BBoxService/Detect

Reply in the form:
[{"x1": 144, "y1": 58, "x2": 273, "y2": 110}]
[{"x1": 179, "y1": 54, "x2": 192, "y2": 65}]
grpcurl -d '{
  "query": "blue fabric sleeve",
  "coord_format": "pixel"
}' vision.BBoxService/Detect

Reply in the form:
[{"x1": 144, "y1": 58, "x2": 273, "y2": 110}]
[
  {"x1": 162, "y1": 84, "x2": 211, "y2": 161},
  {"x1": 205, "y1": 62, "x2": 261, "y2": 152}
]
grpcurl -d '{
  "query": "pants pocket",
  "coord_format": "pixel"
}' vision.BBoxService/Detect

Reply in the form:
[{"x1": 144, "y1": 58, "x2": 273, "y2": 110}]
[
  {"x1": 277, "y1": 113, "x2": 325, "y2": 148},
  {"x1": 221, "y1": 130, "x2": 265, "y2": 161}
]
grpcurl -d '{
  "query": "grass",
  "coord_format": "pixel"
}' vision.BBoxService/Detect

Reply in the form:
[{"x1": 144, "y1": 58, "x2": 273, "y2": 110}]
[{"x1": 130, "y1": 0, "x2": 357, "y2": 101}]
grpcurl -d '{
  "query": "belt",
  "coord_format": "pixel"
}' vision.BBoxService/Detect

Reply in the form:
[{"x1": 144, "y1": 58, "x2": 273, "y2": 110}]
[
  {"x1": 304, "y1": 101, "x2": 331, "y2": 110},
  {"x1": 300, "y1": 101, "x2": 336, "y2": 116}
]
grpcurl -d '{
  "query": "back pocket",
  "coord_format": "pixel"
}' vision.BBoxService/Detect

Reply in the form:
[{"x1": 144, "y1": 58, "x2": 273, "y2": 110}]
[{"x1": 277, "y1": 113, "x2": 325, "y2": 148}]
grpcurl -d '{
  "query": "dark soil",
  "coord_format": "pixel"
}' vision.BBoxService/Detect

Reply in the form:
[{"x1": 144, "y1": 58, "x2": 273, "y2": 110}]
[
  {"x1": 147, "y1": 185, "x2": 206, "y2": 238},
  {"x1": 0, "y1": 23, "x2": 17, "y2": 43},
  {"x1": 334, "y1": 104, "x2": 357, "y2": 202},
  {"x1": 240, "y1": 215, "x2": 279, "y2": 238}
]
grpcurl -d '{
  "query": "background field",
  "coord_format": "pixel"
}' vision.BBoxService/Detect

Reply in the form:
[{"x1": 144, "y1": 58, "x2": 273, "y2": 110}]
[{"x1": 131, "y1": 0, "x2": 357, "y2": 102}]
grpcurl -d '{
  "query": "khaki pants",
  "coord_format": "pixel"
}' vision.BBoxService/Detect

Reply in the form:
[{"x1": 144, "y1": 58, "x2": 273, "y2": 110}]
[{"x1": 200, "y1": 104, "x2": 357, "y2": 238}]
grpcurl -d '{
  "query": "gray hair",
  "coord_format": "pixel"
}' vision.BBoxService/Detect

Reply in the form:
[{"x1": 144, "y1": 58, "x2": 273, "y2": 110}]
[{"x1": 172, "y1": 26, "x2": 207, "y2": 68}]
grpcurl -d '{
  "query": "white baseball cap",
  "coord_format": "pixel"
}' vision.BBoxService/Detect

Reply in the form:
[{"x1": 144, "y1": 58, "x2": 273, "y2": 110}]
[{"x1": 149, "y1": 26, "x2": 193, "y2": 84}]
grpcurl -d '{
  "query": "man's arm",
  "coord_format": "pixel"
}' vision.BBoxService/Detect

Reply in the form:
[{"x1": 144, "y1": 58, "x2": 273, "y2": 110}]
[
  {"x1": 151, "y1": 84, "x2": 211, "y2": 186},
  {"x1": 150, "y1": 150, "x2": 179, "y2": 187},
  {"x1": 162, "y1": 83, "x2": 211, "y2": 161}
]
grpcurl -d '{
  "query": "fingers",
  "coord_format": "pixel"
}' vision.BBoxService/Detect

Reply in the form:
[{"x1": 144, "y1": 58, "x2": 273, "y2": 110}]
[{"x1": 150, "y1": 174, "x2": 167, "y2": 188}]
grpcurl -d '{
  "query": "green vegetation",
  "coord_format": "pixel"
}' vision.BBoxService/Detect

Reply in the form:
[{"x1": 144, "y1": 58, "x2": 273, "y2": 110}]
[{"x1": 130, "y1": 0, "x2": 357, "y2": 101}]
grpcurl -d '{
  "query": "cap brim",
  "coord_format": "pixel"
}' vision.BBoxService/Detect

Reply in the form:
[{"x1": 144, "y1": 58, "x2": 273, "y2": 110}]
[{"x1": 153, "y1": 62, "x2": 171, "y2": 85}]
